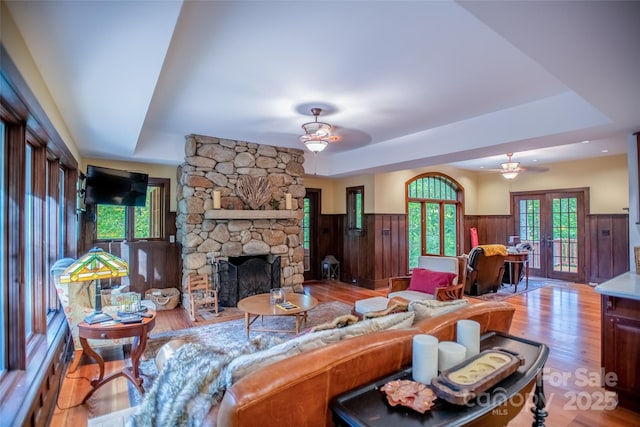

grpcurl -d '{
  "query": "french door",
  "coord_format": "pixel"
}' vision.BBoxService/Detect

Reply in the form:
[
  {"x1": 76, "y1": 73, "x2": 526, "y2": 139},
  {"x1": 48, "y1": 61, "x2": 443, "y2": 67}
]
[{"x1": 512, "y1": 189, "x2": 586, "y2": 282}]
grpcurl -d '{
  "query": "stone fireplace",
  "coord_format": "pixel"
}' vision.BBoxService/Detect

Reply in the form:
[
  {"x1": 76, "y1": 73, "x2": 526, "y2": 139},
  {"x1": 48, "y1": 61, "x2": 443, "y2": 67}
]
[{"x1": 176, "y1": 134, "x2": 306, "y2": 309}]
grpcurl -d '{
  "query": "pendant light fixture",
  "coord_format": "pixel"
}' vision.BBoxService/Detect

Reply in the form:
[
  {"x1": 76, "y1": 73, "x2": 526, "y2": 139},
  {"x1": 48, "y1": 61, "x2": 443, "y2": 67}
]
[
  {"x1": 299, "y1": 108, "x2": 332, "y2": 153},
  {"x1": 501, "y1": 153, "x2": 520, "y2": 180}
]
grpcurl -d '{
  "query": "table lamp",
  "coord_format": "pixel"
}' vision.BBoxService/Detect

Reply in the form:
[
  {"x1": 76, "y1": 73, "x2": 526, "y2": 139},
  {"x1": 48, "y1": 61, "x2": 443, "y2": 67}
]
[{"x1": 59, "y1": 247, "x2": 129, "y2": 324}]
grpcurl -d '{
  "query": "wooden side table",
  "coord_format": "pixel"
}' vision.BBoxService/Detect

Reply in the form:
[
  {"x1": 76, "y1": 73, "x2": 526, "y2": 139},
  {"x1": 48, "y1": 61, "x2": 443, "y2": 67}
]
[
  {"x1": 78, "y1": 312, "x2": 156, "y2": 403},
  {"x1": 504, "y1": 252, "x2": 529, "y2": 292}
]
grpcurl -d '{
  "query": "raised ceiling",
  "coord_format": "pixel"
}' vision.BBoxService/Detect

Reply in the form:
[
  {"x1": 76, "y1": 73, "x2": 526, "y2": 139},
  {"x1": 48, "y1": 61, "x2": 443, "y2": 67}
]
[{"x1": 5, "y1": 1, "x2": 639, "y2": 177}]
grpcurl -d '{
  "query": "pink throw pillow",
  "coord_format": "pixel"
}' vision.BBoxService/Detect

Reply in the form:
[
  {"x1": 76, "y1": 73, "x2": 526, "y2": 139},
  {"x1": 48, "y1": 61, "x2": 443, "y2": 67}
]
[{"x1": 408, "y1": 268, "x2": 457, "y2": 295}]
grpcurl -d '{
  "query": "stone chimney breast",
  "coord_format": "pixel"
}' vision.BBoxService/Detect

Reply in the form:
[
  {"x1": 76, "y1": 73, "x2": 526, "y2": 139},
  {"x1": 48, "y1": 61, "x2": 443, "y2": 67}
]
[{"x1": 176, "y1": 135, "x2": 306, "y2": 310}]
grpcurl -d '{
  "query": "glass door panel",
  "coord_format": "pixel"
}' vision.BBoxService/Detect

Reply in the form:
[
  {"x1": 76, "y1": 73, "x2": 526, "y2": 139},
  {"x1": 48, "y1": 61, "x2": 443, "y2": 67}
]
[
  {"x1": 518, "y1": 199, "x2": 541, "y2": 269},
  {"x1": 514, "y1": 191, "x2": 583, "y2": 282},
  {"x1": 551, "y1": 197, "x2": 578, "y2": 274}
]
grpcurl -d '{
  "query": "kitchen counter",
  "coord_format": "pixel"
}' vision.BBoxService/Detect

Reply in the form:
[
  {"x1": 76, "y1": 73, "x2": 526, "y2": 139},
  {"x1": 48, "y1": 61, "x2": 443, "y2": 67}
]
[
  {"x1": 594, "y1": 272, "x2": 640, "y2": 301},
  {"x1": 595, "y1": 271, "x2": 640, "y2": 412}
]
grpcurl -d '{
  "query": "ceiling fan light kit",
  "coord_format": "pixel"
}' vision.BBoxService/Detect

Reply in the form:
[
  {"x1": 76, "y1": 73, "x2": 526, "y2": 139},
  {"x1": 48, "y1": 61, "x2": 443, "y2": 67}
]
[
  {"x1": 300, "y1": 108, "x2": 332, "y2": 153},
  {"x1": 501, "y1": 153, "x2": 520, "y2": 179},
  {"x1": 501, "y1": 170, "x2": 519, "y2": 180}
]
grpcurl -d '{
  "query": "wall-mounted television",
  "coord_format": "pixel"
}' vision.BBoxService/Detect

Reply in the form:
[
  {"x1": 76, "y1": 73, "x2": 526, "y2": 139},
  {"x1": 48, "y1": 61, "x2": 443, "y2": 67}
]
[{"x1": 84, "y1": 165, "x2": 149, "y2": 207}]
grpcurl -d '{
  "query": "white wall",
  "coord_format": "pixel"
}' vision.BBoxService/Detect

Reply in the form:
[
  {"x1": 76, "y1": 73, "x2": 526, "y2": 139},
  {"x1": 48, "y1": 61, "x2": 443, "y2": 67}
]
[
  {"x1": 474, "y1": 155, "x2": 628, "y2": 215},
  {"x1": 304, "y1": 154, "x2": 628, "y2": 216},
  {"x1": 1, "y1": 2, "x2": 81, "y2": 162}
]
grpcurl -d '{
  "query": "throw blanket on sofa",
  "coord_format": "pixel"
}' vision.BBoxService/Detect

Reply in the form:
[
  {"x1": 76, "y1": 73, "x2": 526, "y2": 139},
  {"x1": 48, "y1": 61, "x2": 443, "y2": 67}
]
[{"x1": 127, "y1": 338, "x2": 276, "y2": 427}]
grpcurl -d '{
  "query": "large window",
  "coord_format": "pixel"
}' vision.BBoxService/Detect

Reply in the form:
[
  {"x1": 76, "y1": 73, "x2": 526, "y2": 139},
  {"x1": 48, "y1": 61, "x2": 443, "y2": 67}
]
[
  {"x1": 95, "y1": 179, "x2": 168, "y2": 241},
  {"x1": 406, "y1": 173, "x2": 463, "y2": 268},
  {"x1": 0, "y1": 121, "x2": 5, "y2": 374},
  {"x1": 1, "y1": 48, "x2": 78, "y2": 423},
  {"x1": 24, "y1": 143, "x2": 34, "y2": 338}
]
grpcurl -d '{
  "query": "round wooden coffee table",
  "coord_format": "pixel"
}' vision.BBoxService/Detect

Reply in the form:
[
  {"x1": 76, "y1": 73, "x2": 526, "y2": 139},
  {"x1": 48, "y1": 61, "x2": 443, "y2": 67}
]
[{"x1": 237, "y1": 293, "x2": 319, "y2": 337}]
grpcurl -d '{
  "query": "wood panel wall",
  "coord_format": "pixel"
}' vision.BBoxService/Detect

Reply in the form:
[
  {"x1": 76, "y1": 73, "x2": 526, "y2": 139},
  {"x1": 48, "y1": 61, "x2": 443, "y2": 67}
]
[
  {"x1": 337, "y1": 214, "x2": 408, "y2": 290},
  {"x1": 324, "y1": 213, "x2": 628, "y2": 290},
  {"x1": 586, "y1": 214, "x2": 629, "y2": 283},
  {"x1": 86, "y1": 240, "x2": 181, "y2": 295},
  {"x1": 316, "y1": 214, "x2": 344, "y2": 279},
  {"x1": 463, "y1": 215, "x2": 514, "y2": 252},
  {"x1": 80, "y1": 211, "x2": 181, "y2": 295}
]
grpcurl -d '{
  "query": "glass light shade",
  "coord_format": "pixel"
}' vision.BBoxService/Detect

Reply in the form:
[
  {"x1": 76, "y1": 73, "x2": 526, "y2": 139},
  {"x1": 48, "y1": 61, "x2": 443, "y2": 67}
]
[
  {"x1": 502, "y1": 171, "x2": 519, "y2": 180},
  {"x1": 500, "y1": 160, "x2": 520, "y2": 179},
  {"x1": 299, "y1": 134, "x2": 329, "y2": 153},
  {"x1": 301, "y1": 121, "x2": 331, "y2": 137},
  {"x1": 304, "y1": 140, "x2": 329, "y2": 153},
  {"x1": 59, "y1": 247, "x2": 129, "y2": 324},
  {"x1": 60, "y1": 247, "x2": 129, "y2": 283},
  {"x1": 299, "y1": 108, "x2": 333, "y2": 152},
  {"x1": 501, "y1": 161, "x2": 520, "y2": 171}
]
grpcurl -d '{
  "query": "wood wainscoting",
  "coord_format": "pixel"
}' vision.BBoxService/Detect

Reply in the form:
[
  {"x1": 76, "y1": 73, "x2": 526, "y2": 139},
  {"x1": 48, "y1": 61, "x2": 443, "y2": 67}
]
[
  {"x1": 89, "y1": 240, "x2": 182, "y2": 295},
  {"x1": 321, "y1": 212, "x2": 628, "y2": 291},
  {"x1": 587, "y1": 213, "x2": 629, "y2": 283},
  {"x1": 80, "y1": 211, "x2": 181, "y2": 295},
  {"x1": 315, "y1": 213, "x2": 408, "y2": 290},
  {"x1": 464, "y1": 215, "x2": 512, "y2": 253}
]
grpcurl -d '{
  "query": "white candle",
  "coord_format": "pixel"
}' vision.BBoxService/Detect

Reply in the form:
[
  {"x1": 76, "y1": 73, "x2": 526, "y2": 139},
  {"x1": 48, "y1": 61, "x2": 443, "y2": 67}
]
[
  {"x1": 457, "y1": 319, "x2": 480, "y2": 358},
  {"x1": 285, "y1": 193, "x2": 292, "y2": 210},
  {"x1": 412, "y1": 334, "x2": 439, "y2": 384},
  {"x1": 213, "y1": 190, "x2": 221, "y2": 209},
  {"x1": 438, "y1": 341, "x2": 466, "y2": 372}
]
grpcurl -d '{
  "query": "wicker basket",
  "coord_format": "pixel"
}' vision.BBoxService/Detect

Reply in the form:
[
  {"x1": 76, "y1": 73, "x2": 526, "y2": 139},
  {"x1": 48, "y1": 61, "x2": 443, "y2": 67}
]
[{"x1": 145, "y1": 288, "x2": 181, "y2": 310}]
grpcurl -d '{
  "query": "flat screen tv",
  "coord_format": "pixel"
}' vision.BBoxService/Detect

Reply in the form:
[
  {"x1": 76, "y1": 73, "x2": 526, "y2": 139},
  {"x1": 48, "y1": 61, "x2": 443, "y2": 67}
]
[{"x1": 84, "y1": 165, "x2": 148, "y2": 207}]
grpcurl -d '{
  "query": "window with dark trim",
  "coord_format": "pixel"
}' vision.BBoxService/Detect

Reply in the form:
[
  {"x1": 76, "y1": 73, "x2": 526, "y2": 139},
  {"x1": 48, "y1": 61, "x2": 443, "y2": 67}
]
[
  {"x1": 1, "y1": 45, "x2": 78, "y2": 421},
  {"x1": 95, "y1": 178, "x2": 169, "y2": 241},
  {"x1": 406, "y1": 173, "x2": 463, "y2": 268},
  {"x1": 347, "y1": 186, "x2": 364, "y2": 233}
]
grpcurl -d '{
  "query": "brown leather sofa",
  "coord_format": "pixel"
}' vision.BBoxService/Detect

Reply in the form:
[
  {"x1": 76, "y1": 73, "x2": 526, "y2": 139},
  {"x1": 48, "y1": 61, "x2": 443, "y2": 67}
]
[
  {"x1": 465, "y1": 245, "x2": 507, "y2": 296},
  {"x1": 206, "y1": 301, "x2": 516, "y2": 426}
]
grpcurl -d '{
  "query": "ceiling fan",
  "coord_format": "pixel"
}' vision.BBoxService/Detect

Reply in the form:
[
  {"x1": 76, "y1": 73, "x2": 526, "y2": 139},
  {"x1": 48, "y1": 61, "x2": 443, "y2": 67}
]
[{"x1": 491, "y1": 153, "x2": 548, "y2": 180}]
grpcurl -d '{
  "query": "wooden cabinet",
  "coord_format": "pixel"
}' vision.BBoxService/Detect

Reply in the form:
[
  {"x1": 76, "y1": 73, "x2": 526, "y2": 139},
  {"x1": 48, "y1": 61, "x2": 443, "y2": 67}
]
[{"x1": 601, "y1": 295, "x2": 640, "y2": 411}]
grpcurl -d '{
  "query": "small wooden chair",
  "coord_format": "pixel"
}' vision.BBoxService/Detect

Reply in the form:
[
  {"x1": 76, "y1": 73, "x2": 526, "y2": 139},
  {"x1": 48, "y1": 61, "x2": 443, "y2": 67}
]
[{"x1": 187, "y1": 273, "x2": 219, "y2": 321}]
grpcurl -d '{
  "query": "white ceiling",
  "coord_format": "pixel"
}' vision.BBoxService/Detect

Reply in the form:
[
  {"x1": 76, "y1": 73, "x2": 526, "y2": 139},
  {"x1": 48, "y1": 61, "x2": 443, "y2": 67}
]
[{"x1": 5, "y1": 0, "x2": 639, "y2": 177}]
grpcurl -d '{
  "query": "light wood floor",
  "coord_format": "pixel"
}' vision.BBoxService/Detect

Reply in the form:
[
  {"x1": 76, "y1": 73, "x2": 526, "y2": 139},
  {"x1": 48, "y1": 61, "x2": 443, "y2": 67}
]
[{"x1": 50, "y1": 280, "x2": 640, "y2": 426}]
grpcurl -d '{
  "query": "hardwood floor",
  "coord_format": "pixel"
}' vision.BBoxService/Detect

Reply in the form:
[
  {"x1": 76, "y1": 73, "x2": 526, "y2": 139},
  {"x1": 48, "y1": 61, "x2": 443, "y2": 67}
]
[{"x1": 50, "y1": 280, "x2": 640, "y2": 426}]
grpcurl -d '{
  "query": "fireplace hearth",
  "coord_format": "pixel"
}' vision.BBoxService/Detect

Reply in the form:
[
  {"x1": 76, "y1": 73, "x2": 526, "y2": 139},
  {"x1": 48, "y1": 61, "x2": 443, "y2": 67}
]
[{"x1": 219, "y1": 255, "x2": 281, "y2": 307}]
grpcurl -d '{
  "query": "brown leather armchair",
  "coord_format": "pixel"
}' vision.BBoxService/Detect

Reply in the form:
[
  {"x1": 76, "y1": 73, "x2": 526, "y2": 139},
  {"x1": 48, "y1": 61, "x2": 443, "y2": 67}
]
[{"x1": 464, "y1": 245, "x2": 507, "y2": 296}]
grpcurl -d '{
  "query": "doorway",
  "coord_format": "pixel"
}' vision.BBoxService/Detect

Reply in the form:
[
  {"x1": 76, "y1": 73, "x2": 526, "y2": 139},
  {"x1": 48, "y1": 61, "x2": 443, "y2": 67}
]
[
  {"x1": 303, "y1": 189, "x2": 321, "y2": 281},
  {"x1": 512, "y1": 188, "x2": 587, "y2": 283}
]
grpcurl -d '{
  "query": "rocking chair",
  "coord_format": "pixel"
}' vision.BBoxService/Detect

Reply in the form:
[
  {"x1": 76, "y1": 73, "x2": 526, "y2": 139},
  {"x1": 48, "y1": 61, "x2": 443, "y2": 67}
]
[{"x1": 187, "y1": 273, "x2": 220, "y2": 321}]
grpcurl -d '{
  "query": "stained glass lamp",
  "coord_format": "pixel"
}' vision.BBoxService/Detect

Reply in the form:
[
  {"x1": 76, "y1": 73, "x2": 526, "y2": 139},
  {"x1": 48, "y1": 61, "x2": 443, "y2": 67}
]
[{"x1": 59, "y1": 247, "x2": 129, "y2": 324}]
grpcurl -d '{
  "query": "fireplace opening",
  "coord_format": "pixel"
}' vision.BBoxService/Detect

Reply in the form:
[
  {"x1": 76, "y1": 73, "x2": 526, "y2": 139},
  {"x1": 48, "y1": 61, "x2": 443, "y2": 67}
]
[{"x1": 218, "y1": 254, "x2": 281, "y2": 307}]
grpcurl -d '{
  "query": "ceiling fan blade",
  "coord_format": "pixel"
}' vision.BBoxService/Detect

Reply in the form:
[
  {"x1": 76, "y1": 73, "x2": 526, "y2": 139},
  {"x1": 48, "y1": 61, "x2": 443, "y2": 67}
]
[{"x1": 519, "y1": 166, "x2": 549, "y2": 173}]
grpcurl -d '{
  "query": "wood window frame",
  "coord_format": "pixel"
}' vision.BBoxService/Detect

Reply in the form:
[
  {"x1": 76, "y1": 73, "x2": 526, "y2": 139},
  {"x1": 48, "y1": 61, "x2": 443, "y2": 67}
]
[
  {"x1": 0, "y1": 44, "x2": 78, "y2": 424},
  {"x1": 346, "y1": 185, "x2": 364, "y2": 236},
  {"x1": 92, "y1": 177, "x2": 170, "y2": 242},
  {"x1": 405, "y1": 173, "x2": 464, "y2": 265}
]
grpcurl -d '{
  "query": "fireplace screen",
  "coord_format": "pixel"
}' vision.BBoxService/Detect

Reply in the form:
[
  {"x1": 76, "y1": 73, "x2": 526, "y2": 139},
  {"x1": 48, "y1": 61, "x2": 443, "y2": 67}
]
[{"x1": 218, "y1": 255, "x2": 281, "y2": 307}]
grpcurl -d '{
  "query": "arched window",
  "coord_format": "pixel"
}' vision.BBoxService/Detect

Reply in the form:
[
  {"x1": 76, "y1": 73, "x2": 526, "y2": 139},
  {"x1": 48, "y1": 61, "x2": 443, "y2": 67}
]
[{"x1": 406, "y1": 173, "x2": 464, "y2": 268}]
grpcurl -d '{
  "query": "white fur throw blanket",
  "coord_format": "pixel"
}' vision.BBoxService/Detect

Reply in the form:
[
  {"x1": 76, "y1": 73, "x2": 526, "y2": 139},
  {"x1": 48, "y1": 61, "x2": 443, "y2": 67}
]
[{"x1": 127, "y1": 338, "x2": 275, "y2": 427}]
